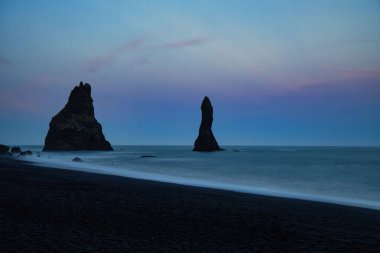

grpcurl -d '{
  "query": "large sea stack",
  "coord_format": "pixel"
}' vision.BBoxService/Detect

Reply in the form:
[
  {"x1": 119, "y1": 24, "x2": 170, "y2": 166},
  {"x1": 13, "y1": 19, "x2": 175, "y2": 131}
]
[
  {"x1": 43, "y1": 82, "x2": 113, "y2": 151},
  {"x1": 193, "y1": 96, "x2": 221, "y2": 152}
]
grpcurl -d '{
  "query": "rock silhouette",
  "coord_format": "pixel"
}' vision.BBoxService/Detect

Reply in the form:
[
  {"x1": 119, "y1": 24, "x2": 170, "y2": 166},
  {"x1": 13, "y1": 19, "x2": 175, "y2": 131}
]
[
  {"x1": 10, "y1": 147, "x2": 21, "y2": 154},
  {"x1": 20, "y1": 150, "x2": 33, "y2": 156},
  {"x1": 0, "y1": 144, "x2": 10, "y2": 154},
  {"x1": 193, "y1": 96, "x2": 221, "y2": 151},
  {"x1": 72, "y1": 157, "x2": 83, "y2": 162},
  {"x1": 43, "y1": 82, "x2": 113, "y2": 151}
]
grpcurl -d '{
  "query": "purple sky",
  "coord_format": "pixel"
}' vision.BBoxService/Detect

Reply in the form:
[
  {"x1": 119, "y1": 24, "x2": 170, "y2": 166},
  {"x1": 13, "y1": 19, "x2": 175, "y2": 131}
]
[{"x1": 0, "y1": 0, "x2": 379, "y2": 146}]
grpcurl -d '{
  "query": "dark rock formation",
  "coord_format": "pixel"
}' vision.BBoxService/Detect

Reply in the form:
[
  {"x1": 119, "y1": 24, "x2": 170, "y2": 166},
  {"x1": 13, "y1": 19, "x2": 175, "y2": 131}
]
[
  {"x1": 0, "y1": 144, "x2": 10, "y2": 154},
  {"x1": 193, "y1": 96, "x2": 221, "y2": 152},
  {"x1": 10, "y1": 147, "x2": 21, "y2": 154},
  {"x1": 43, "y1": 82, "x2": 113, "y2": 151},
  {"x1": 72, "y1": 157, "x2": 83, "y2": 162},
  {"x1": 20, "y1": 150, "x2": 33, "y2": 156}
]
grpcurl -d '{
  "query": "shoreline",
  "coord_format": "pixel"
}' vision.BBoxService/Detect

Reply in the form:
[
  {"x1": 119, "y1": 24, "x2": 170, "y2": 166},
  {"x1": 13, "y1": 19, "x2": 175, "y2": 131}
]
[
  {"x1": 20, "y1": 153, "x2": 380, "y2": 211},
  {"x1": 1, "y1": 156, "x2": 380, "y2": 252}
]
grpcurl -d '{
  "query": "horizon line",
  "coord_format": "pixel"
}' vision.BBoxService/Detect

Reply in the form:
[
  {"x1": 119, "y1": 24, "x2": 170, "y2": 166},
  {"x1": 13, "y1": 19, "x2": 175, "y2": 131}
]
[{"x1": 6, "y1": 144, "x2": 380, "y2": 148}]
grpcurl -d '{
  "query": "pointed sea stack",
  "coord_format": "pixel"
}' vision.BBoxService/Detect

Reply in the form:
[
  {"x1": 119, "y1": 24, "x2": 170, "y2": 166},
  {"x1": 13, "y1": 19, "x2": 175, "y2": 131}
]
[
  {"x1": 43, "y1": 82, "x2": 113, "y2": 151},
  {"x1": 193, "y1": 96, "x2": 221, "y2": 152}
]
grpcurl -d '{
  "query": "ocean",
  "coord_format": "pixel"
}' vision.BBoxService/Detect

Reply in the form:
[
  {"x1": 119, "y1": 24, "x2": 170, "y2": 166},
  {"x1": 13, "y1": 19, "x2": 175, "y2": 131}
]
[{"x1": 20, "y1": 145, "x2": 380, "y2": 210}]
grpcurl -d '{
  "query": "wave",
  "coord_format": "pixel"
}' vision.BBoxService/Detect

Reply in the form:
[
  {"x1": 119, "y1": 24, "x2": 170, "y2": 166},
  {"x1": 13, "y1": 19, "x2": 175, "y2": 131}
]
[{"x1": 20, "y1": 155, "x2": 380, "y2": 211}]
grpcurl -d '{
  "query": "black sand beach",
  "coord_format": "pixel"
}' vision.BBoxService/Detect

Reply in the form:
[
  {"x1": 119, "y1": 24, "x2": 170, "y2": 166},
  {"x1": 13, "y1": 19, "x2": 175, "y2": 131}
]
[{"x1": 1, "y1": 157, "x2": 379, "y2": 252}]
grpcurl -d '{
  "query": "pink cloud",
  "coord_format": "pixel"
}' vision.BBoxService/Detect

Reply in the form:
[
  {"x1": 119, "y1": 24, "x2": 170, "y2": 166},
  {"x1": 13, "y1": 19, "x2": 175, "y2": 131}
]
[
  {"x1": 86, "y1": 36, "x2": 211, "y2": 73},
  {"x1": 124, "y1": 57, "x2": 149, "y2": 71},
  {"x1": 86, "y1": 37, "x2": 147, "y2": 73},
  {"x1": 87, "y1": 55, "x2": 115, "y2": 73},
  {"x1": 338, "y1": 69, "x2": 380, "y2": 74},
  {"x1": 0, "y1": 78, "x2": 69, "y2": 114},
  {"x1": 0, "y1": 57, "x2": 12, "y2": 65},
  {"x1": 0, "y1": 93, "x2": 41, "y2": 113},
  {"x1": 320, "y1": 38, "x2": 380, "y2": 44},
  {"x1": 319, "y1": 63, "x2": 380, "y2": 80},
  {"x1": 148, "y1": 37, "x2": 211, "y2": 50}
]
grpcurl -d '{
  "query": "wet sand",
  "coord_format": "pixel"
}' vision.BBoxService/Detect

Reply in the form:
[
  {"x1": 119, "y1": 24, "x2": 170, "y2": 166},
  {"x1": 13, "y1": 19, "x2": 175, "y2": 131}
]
[{"x1": 1, "y1": 156, "x2": 379, "y2": 252}]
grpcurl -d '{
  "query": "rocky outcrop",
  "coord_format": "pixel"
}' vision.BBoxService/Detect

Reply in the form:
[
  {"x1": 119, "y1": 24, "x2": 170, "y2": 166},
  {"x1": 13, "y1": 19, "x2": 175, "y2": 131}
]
[
  {"x1": 72, "y1": 157, "x2": 83, "y2": 162},
  {"x1": 10, "y1": 147, "x2": 21, "y2": 154},
  {"x1": 43, "y1": 82, "x2": 113, "y2": 151},
  {"x1": 193, "y1": 96, "x2": 221, "y2": 152},
  {"x1": 20, "y1": 150, "x2": 33, "y2": 156},
  {"x1": 0, "y1": 144, "x2": 10, "y2": 154}
]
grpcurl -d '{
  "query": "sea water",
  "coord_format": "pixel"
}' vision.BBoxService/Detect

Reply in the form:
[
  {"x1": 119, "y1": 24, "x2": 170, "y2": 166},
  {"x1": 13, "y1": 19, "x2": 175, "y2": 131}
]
[{"x1": 20, "y1": 145, "x2": 380, "y2": 210}]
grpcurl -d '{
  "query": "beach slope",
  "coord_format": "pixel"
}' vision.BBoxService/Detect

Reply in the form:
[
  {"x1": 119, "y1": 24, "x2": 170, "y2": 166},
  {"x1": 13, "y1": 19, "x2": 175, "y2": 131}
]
[{"x1": 1, "y1": 157, "x2": 379, "y2": 252}]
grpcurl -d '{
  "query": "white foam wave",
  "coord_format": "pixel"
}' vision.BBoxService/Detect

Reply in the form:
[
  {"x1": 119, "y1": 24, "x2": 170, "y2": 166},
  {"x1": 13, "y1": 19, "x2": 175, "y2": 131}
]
[{"x1": 20, "y1": 155, "x2": 380, "y2": 211}]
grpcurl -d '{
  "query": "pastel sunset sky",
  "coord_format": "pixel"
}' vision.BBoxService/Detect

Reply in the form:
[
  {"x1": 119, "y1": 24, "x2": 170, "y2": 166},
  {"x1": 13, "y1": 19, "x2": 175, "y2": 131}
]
[{"x1": 1, "y1": 0, "x2": 379, "y2": 145}]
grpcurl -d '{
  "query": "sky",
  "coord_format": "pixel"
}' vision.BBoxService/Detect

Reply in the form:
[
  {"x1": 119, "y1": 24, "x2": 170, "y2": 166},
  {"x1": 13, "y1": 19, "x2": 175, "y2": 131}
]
[{"x1": 0, "y1": 0, "x2": 379, "y2": 146}]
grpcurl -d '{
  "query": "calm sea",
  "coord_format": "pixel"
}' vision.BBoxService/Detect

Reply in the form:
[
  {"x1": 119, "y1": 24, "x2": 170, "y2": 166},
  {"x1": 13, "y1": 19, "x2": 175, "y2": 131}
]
[{"x1": 21, "y1": 145, "x2": 380, "y2": 210}]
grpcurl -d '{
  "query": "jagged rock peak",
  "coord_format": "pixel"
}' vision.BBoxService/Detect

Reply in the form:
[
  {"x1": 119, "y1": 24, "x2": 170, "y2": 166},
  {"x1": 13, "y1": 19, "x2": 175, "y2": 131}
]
[
  {"x1": 193, "y1": 96, "x2": 222, "y2": 152},
  {"x1": 63, "y1": 81, "x2": 94, "y2": 116},
  {"x1": 43, "y1": 82, "x2": 113, "y2": 151}
]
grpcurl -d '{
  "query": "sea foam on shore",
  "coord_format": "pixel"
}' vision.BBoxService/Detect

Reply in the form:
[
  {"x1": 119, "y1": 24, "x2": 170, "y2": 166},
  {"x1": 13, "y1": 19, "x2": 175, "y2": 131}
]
[{"x1": 18, "y1": 145, "x2": 380, "y2": 210}]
